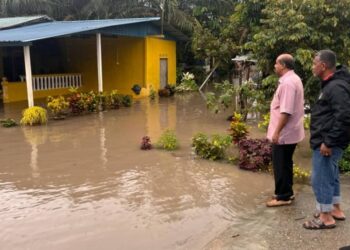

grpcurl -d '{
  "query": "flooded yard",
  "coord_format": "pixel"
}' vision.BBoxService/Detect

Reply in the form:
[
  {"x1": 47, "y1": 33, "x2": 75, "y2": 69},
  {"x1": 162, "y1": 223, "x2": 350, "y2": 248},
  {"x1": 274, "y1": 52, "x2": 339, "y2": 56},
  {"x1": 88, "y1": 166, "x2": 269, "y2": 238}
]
[{"x1": 0, "y1": 93, "x2": 349, "y2": 250}]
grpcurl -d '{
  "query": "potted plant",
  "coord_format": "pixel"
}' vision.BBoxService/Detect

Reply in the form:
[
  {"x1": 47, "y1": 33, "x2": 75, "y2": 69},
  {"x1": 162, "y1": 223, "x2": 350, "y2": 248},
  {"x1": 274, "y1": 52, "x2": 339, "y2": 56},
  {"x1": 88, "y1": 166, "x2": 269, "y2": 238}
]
[{"x1": 131, "y1": 84, "x2": 142, "y2": 95}]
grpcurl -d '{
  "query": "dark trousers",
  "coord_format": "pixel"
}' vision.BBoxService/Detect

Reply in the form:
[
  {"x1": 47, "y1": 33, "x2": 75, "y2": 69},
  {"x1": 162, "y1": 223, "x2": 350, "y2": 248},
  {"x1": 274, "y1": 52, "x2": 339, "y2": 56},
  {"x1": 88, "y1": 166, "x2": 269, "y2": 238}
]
[{"x1": 272, "y1": 143, "x2": 297, "y2": 201}]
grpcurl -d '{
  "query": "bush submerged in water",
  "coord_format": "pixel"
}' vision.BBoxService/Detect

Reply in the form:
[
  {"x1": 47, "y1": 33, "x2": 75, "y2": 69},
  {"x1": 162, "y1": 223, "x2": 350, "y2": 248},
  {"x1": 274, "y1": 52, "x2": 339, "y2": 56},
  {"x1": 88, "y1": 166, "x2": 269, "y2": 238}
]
[{"x1": 20, "y1": 106, "x2": 47, "y2": 126}]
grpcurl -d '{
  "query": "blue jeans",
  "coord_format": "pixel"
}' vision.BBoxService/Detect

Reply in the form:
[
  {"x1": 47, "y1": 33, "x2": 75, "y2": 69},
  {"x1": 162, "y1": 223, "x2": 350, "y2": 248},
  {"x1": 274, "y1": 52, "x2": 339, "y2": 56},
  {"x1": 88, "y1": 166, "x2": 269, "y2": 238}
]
[{"x1": 311, "y1": 147, "x2": 343, "y2": 212}]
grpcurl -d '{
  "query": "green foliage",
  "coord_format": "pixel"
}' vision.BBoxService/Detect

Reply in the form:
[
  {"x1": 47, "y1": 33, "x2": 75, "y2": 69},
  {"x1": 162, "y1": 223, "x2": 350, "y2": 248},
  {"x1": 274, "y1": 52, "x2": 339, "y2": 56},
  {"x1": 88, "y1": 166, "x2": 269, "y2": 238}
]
[
  {"x1": 304, "y1": 114, "x2": 311, "y2": 130},
  {"x1": 0, "y1": 118, "x2": 17, "y2": 127},
  {"x1": 97, "y1": 91, "x2": 109, "y2": 110},
  {"x1": 20, "y1": 106, "x2": 47, "y2": 126},
  {"x1": 47, "y1": 95, "x2": 69, "y2": 117},
  {"x1": 258, "y1": 113, "x2": 270, "y2": 131},
  {"x1": 293, "y1": 165, "x2": 311, "y2": 184},
  {"x1": 229, "y1": 112, "x2": 249, "y2": 143},
  {"x1": 109, "y1": 90, "x2": 122, "y2": 109},
  {"x1": 156, "y1": 129, "x2": 179, "y2": 151},
  {"x1": 149, "y1": 85, "x2": 156, "y2": 100},
  {"x1": 121, "y1": 95, "x2": 133, "y2": 107},
  {"x1": 206, "y1": 80, "x2": 236, "y2": 113},
  {"x1": 175, "y1": 72, "x2": 198, "y2": 92},
  {"x1": 246, "y1": 0, "x2": 350, "y2": 105},
  {"x1": 192, "y1": 132, "x2": 232, "y2": 161},
  {"x1": 339, "y1": 145, "x2": 350, "y2": 173}
]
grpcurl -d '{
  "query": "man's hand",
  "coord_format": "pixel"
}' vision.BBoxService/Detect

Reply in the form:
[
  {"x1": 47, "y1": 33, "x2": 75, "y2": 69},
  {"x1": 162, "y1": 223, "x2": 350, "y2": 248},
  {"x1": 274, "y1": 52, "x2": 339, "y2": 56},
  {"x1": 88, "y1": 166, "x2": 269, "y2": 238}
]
[
  {"x1": 272, "y1": 131, "x2": 280, "y2": 144},
  {"x1": 320, "y1": 143, "x2": 332, "y2": 157}
]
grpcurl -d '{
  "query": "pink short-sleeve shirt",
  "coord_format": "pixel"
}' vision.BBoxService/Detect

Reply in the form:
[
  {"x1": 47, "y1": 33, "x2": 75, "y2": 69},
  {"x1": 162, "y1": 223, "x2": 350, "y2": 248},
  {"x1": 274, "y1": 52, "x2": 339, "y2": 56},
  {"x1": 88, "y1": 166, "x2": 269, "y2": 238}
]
[{"x1": 267, "y1": 70, "x2": 305, "y2": 144}]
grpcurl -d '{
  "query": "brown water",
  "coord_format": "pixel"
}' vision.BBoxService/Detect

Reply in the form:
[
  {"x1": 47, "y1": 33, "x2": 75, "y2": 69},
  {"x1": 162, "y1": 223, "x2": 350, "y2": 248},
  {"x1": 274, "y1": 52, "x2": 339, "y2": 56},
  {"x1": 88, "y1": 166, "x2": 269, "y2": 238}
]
[{"x1": 0, "y1": 94, "x2": 312, "y2": 250}]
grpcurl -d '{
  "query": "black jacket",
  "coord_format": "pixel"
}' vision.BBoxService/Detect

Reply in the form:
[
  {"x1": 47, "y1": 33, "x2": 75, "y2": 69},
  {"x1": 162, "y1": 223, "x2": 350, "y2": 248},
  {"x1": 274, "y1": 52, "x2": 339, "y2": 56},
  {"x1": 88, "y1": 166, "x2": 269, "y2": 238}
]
[{"x1": 310, "y1": 65, "x2": 350, "y2": 149}]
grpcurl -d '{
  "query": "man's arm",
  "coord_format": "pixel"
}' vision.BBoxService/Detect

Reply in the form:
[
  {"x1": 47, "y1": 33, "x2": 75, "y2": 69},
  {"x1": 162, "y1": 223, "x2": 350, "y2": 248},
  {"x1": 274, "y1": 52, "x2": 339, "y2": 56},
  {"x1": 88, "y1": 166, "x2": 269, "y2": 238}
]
[{"x1": 272, "y1": 113, "x2": 290, "y2": 144}]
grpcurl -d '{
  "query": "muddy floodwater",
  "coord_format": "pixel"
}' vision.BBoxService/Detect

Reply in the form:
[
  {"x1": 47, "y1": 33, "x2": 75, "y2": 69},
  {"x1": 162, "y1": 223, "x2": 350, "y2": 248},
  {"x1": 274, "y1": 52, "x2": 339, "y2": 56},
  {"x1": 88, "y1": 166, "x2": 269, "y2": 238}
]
[{"x1": 0, "y1": 93, "x2": 349, "y2": 250}]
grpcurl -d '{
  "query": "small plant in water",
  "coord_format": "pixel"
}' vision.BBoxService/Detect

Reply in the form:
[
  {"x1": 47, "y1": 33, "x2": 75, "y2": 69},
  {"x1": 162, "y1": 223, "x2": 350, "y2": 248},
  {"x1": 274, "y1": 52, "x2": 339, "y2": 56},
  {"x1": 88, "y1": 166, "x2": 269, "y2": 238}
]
[
  {"x1": 149, "y1": 85, "x2": 156, "y2": 100},
  {"x1": 20, "y1": 106, "x2": 48, "y2": 126},
  {"x1": 175, "y1": 72, "x2": 198, "y2": 92},
  {"x1": 140, "y1": 136, "x2": 152, "y2": 150},
  {"x1": 47, "y1": 95, "x2": 69, "y2": 119},
  {"x1": 228, "y1": 112, "x2": 249, "y2": 143},
  {"x1": 0, "y1": 118, "x2": 17, "y2": 127},
  {"x1": 156, "y1": 129, "x2": 179, "y2": 150},
  {"x1": 192, "y1": 133, "x2": 232, "y2": 161}
]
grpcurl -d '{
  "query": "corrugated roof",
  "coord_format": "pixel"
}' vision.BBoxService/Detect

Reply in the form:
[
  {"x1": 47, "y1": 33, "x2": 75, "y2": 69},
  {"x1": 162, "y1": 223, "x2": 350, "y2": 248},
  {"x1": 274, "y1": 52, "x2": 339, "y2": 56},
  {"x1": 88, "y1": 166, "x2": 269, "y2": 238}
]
[
  {"x1": 0, "y1": 15, "x2": 52, "y2": 30},
  {"x1": 0, "y1": 17, "x2": 165, "y2": 46}
]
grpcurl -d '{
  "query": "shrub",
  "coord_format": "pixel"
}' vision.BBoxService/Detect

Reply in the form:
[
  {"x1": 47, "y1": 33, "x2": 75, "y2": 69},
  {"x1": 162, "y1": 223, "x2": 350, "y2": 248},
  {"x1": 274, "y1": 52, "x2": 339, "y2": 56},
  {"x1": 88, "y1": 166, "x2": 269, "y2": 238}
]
[
  {"x1": 192, "y1": 133, "x2": 232, "y2": 160},
  {"x1": 20, "y1": 106, "x2": 47, "y2": 126},
  {"x1": 238, "y1": 138, "x2": 272, "y2": 171},
  {"x1": 109, "y1": 90, "x2": 122, "y2": 109},
  {"x1": 149, "y1": 85, "x2": 156, "y2": 100},
  {"x1": 339, "y1": 145, "x2": 350, "y2": 173},
  {"x1": 47, "y1": 95, "x2": 69, "y2": 118},
  {"x1": 228, "y1": 112, "x2": 249, "y2": 143},
  {"x1": 304, "y1": 114, "x2": 311, "y2": 130},
  {"x1": 293, "y1": 165, "x2": 311, "y2": 184},
  {"x1": 156, "y1": 129, "x2": 179, "y2": 150},
  {"x1": 258, "y1": 113, "x2": 270, "y2": 131},
  {"x1": 121, "y1": 95, "x2": 133, "y2": 107},
  {"x1": 175, "y1": 72, "x2": 198, "y2": 92},
  {"x1": 67, "y1": 88, "x2": 85, "y2": 114},
  {"x1": 0, "y1": 118, "x2": 17, "y2": 127},
  {"x1": 140, "y1": 136, "x2": 152, "y2": 150}
]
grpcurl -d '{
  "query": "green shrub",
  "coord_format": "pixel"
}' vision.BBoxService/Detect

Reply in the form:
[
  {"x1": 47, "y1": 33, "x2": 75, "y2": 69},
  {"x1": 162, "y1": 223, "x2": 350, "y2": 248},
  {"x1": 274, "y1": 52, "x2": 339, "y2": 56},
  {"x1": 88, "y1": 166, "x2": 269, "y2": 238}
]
[
  {"x1": 109, "y1": 90, "x2": 122, "y2": 109},
  {"x1": 175, "y1": 72, "x2": 198, "y2": 92},
  {"x1": 47, "y1": 95, "x2": 69, "y2": 118},
  {"x1": 0, "y1": 118, "x2": 17, "y2": 127},
  {"x1": 20, "y1": 106, "x2": 47, "y2": 126},
  {"x1": 258, "y1": 113, "x2": 270, "y2": 131},
  {"x1": 192, "y1": 133, "x2": 232, "y2": 160},
  {"x1": 229, "y1": 112, "x2": 249, "y2": 143},
  {"x1": 293, "y1": 165, "x2": 311, "y2": 184},
  {"x1": 339, "y1": 145, "x2": 350, "y2": 173},
  {"x1": 156, "y1": 129, "x2": 179, "y2": 150},
  {"x1": 121, "y1": 95, "x2": 133, "y2": 107},
  {"x1": 149, "y1": 85, "x2": 156, "y2": 100}
]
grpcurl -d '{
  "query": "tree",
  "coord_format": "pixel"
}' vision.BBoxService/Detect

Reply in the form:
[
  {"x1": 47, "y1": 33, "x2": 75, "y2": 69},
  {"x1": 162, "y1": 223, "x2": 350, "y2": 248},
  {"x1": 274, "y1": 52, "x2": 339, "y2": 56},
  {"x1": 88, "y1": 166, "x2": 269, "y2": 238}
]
[{"x1": 245, "y1": 0, "x2": 350, "y2": 105}]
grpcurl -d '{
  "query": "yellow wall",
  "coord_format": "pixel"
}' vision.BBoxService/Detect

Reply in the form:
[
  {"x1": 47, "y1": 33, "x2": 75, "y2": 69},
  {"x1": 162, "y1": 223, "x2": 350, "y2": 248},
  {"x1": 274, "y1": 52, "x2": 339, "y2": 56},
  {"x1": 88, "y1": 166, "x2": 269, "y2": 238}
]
[
  {"x1": 145, "y1": 37, "x2": 176, "y2": 92},
  {"x1": 1, "y1": 81, "x2": 73, "y2": 103}
]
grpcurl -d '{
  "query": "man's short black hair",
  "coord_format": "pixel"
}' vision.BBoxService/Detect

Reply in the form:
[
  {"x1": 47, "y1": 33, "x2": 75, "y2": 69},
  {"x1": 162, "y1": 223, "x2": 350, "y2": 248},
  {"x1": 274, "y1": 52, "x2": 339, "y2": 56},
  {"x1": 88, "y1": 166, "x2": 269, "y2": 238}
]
[
  {"x1": 278, "y1": 56, "x2": 295, "y2": 70},
  {"x1": 317, "y1": 49, "x2": 337, "y2": 69}
]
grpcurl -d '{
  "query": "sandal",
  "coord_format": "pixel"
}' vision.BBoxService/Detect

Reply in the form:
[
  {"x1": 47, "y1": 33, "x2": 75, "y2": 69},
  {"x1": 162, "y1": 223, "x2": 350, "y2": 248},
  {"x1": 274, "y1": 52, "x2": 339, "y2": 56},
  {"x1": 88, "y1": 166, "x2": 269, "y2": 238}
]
[
  {"x1": 313, "y1": 212, "x2": 346, "y2": 221},
  {"x1": 266, "y1": 198, "x2": 292, "y2": 207},
  {"x1": 303, "y1": 218, "x2": 336, "y2": 230},
  {"x1": 272, "y1": 195, "x2": 295, "y2": 200}
]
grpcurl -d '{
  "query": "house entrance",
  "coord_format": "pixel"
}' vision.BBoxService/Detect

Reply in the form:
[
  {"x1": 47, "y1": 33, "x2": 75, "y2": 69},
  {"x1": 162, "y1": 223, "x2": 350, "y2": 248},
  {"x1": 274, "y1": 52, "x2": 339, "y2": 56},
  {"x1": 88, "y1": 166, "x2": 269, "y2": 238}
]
[{"x1": 160, "y1": 58, "x2": 168, "y2": 88}]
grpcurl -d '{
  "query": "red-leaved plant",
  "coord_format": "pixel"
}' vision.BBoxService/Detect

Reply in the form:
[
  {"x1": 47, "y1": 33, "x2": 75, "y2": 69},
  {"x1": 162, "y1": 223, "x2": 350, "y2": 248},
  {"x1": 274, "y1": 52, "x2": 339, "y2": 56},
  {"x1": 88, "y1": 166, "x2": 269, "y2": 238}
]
[{"x1": 238, "y1": 138, "x2": 272, "y2": 171}]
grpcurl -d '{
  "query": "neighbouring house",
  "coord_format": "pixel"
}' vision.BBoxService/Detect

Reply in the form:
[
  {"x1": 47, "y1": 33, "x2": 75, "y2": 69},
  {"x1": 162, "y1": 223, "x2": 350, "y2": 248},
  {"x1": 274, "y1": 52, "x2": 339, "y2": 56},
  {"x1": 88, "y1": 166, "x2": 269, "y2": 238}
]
[{"x1": 0, "y1": 16, "x2": 187, "y2": 106}]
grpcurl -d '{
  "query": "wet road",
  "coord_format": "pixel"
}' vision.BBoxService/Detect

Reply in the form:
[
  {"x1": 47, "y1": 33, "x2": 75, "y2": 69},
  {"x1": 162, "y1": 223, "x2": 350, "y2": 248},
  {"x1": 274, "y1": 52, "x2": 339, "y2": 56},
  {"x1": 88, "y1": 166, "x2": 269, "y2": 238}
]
[{"x1": 0, "y1": 93, "x2": 349, "y2": 249}]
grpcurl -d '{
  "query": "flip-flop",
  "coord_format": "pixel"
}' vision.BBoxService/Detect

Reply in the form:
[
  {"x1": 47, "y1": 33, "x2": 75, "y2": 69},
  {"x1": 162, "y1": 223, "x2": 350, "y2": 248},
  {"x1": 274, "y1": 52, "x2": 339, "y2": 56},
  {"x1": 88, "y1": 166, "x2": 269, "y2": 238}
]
[
  {"x1": 313, "y1": 212, "x2": 346, "y2": 221},
  {"x1": 303, "y1": 218, "x2": 336, "y2": 230},
  {"x1": 272, "y1": 195, "x2": 295, "y2": 200},
  {"x1": 266, "y1": 199, "x2": 292, "y2": 207}
]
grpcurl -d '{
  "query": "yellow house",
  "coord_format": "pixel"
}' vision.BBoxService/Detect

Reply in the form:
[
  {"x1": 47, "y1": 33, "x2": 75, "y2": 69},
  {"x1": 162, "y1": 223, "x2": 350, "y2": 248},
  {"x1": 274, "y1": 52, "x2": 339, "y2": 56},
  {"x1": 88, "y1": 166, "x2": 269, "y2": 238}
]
[{"x1": 0, "y1": 17, "x2": 186, "y2": 106}]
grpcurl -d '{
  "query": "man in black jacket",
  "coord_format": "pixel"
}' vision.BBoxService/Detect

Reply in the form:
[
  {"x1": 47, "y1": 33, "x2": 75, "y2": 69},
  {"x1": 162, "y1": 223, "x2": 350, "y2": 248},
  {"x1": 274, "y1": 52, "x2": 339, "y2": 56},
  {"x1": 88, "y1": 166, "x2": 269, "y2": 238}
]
[{"x1": 304, "y1": 50, "x2": 350, "y2": 230}]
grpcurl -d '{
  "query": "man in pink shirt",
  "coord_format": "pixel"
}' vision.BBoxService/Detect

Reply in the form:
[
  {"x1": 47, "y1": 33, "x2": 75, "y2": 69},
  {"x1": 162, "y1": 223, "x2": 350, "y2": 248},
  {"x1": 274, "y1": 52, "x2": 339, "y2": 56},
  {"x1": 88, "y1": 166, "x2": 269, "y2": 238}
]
[{"x1": 266, "y1": 54, "x2": 305, "y2": 207}]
